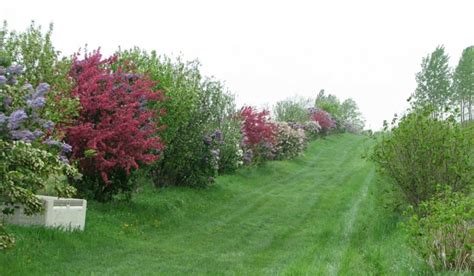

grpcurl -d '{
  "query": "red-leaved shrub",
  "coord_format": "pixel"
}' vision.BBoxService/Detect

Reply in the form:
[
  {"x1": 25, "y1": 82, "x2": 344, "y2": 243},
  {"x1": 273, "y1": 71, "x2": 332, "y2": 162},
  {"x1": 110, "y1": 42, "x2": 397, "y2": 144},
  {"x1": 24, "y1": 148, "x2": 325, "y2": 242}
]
[
  {"x1": 240, "y1": 106, "x2": 275, "y2": 146},
  {"x1": 310, "y1": 108, "x2": 335, "y2": 134},
  {"x1": 64, "y1": 50, "x2": 165, "y2": 201},
  {"x1": 240, "y1": 106, "x2": 276, "y2": 163}
]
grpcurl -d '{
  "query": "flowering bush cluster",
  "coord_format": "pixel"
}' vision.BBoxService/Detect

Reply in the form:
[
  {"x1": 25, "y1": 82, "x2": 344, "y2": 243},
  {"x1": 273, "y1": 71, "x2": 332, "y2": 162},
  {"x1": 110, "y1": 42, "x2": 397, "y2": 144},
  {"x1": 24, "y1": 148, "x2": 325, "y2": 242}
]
[
  {"x1": 309, "y1": 108, "x2": 335, "y2": 135},
  {"x1": 273, "y1": 121, "x2": 307, "y2": 160},
  {"x1": 302, "y1": 120, "x2": 321, "y2": 139},
  {"x1": 64, "y1": 51, "x2": 164, "y2": 201}
]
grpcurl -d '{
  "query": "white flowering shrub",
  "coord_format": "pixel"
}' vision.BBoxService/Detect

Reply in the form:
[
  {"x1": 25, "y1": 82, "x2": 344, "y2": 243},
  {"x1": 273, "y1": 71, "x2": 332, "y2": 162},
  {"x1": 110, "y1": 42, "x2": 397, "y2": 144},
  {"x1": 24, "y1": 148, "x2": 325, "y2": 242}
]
[{"x1": 273, "y1": 122, "x2": 307, "y2": 160}]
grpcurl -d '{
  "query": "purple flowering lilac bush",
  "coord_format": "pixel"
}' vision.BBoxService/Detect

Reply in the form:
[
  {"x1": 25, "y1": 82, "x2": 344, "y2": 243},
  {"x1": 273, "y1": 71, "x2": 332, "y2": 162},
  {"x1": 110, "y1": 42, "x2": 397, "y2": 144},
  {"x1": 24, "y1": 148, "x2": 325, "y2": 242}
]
[{"x1": 0, "y1": 62, "x2": 80, "y2": 250}]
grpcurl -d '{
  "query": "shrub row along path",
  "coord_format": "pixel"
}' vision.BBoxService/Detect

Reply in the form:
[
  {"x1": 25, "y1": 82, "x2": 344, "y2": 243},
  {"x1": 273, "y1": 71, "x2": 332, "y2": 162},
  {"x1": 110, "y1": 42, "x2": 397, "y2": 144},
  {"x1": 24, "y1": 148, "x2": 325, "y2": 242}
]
[{"x1": 0, "y1": 134, "x2": 426, "y2": 275}]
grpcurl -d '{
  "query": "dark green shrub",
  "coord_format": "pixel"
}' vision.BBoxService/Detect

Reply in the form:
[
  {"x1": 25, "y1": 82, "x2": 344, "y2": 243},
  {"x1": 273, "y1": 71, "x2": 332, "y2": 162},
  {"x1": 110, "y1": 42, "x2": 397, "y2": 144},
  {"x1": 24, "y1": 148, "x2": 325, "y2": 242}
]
[
  {"x1": 371, "y1": 108, "x2": 473, "y2": 208},
  {"x1": 403, "y1": 186, "x2": 473, "y2": 272}
]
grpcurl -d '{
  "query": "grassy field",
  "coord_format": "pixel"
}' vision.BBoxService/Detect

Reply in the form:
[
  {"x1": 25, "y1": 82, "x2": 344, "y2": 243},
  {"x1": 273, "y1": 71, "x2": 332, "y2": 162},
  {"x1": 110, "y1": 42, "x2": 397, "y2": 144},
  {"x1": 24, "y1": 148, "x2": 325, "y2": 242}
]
[{"x1": 0, "y1": 134, "x2": 428, "y2": 275}]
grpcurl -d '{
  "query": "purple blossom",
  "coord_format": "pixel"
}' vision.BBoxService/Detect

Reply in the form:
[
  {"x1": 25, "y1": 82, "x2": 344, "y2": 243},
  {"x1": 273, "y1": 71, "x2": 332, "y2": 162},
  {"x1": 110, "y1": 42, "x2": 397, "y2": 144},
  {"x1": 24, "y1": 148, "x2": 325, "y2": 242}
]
[
  {"x1": 43, "y1": 137, "x2": 72, "y2": 153},
  {"x1": 27, "y1": 96, "x2": 46, "y2": 109},
  {"x1": 22, "y1": 83, "x2": 34, "y2": 93},
  {"x1": 42, "y1": 120, "x2": 55, "y2": 131},
  {"x1": 213, "y1": 129, "x2": 222, "y2": 142},
  {"x1": 7, "y1": 64, "x2": 23, "y2": 75},
  {"x1": 0, "y1": 67, "x2": 6, "y2": 75},
  {"x1": 10, "y1": 130, "x2": 36, "y2": 143},
  {"x1": 43, "y1": 137, "x2": 63, "y2": 147},
  {"x1": 59, "y1": 154, "x2": 69, "y2": 164},
  {"x1": 61, "y1": 143, "x2": 73, "y2": 153},
  {"x1": 33, "y1": 129, "x2": 44, "y2": 138},
  {"x1": 0, "y1": 113, "x2": 7, "y2": 124},
  {"x1": 7, "y1": 77, "x2": 18, "y2": 85},
  {"x1": 7, "y1": 109, "x2": 28, "y2": 130},
  {"x1": 203, "y1": 135, "x2": 212, "y2": 146},
  {"x1": 0, "y1": 75, "x2": 6, "y2": 85},
  {"x1": 243, "y1": 150, "x2": 253, "y2": 165},
  {"x1": 3, "y1": 97, "x2": 12, "y2": 108},
  {"x1": 34, "y1": 83, "x2": 50, "y2": 97}
]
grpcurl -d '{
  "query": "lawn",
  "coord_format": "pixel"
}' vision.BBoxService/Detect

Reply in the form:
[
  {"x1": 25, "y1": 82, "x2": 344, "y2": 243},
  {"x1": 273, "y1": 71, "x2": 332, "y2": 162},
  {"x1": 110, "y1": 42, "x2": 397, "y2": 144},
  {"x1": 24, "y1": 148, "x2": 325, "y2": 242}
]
[{"x1": 0, "y1": 134, "x2": 428, "y2": 275}]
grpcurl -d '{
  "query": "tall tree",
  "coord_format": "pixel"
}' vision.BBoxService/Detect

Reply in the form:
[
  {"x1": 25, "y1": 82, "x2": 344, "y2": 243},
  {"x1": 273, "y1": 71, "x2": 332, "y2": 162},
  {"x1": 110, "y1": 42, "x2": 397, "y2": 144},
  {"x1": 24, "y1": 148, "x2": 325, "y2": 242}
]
[
  {"x1": 452, "y1": 46, "x2": 474, "y2": 123},
  {"x1": 315, "y1": 89, "x2": 341, "y2": 117},
  {"x1": 413, "y1": 46, "x2": 452, "y2": 118}
]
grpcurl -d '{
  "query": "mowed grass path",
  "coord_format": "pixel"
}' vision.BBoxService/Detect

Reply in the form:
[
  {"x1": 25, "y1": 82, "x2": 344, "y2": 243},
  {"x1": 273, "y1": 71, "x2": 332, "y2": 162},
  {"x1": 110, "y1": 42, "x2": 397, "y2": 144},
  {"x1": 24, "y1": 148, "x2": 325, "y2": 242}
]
[{"x1": 0, "y1": 134, "x2": 427, "y2": 275}]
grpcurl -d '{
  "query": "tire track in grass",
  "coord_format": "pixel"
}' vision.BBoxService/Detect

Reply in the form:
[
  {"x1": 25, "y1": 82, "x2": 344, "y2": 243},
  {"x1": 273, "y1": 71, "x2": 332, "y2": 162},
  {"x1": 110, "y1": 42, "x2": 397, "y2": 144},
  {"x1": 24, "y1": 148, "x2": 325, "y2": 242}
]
[{"x1": 326, "y1": 167, "x2": 375, "y2": 275}]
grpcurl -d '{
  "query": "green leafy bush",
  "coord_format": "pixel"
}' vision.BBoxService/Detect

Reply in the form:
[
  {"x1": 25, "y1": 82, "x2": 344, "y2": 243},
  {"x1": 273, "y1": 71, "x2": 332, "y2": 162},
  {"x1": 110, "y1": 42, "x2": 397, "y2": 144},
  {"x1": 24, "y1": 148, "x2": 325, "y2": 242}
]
[
  {"x1": 274, "y1": 95, "x2": 312, "y2": 123},
  {"x1": 217, "y1": 116, "x2": 243, "y2": 173},
  {"x1": 403, "y1": 186, "x2": 473, "y2": 272},
  {"x1": 273, "y1": 121, "x2": 307, "y2": 160},
  {"x1": 371, "y1": 108, "x2": 473, "y2": 208},
  {"x1": 0, "y1": 140, "x2": 80, "y2": 249},
  {"x1": 0, "y1": 21, "x2": 79, "y2": 126},
  {"x1": 117, "y1": 48, "x2": 238, "y2": 187}
]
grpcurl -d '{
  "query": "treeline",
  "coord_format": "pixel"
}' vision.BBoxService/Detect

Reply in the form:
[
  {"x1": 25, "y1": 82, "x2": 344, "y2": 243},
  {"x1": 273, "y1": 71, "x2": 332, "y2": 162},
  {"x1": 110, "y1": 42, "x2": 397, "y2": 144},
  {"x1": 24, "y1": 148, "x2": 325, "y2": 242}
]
[
  {"x1": 412, "y1": 45, "x2": 474, "y2": 122},
  {"x1": 0, "y1": 22, "x2": 366, "y2": 249},
  {"x1": 273, "y1": 89, "x2": 365, "y2": 134}
]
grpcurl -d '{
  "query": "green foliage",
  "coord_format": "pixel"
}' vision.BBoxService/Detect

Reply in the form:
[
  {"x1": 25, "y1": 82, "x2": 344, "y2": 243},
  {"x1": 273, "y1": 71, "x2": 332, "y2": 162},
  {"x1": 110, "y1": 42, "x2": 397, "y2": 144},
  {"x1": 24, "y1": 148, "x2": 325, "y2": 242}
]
[
  {"x1": 453, "y1": 46, "x2": 474, "y2": 123},
  {"x1": 274, "y1": 95, "x2": 311, "y2": 123},
  {"x1": 217, "y1": 117, "x2": 243, "y2": 173},
  {"x1": 403, "y1": 186, "x2": 473, "y2": 272},
  {"x1": 340, "y1": 98, "x2": 365, "y2": 132},
  {"x1": 0, "y1": 140, "x2": 80, "y2": 249},
  {"x1": 413, "y1": 46, "x2": 452, "y2": 118},
  {"x1": 315, "y1": 89, "x2": 341, "y2": 119},
  {"x1": 273, "y1": 121, "x2": 307, "y2": 160},
  {"x1": 0, "y1": 222, "x2": 14, "y2": 250},
  {"x1": 117, "y1": 48, "x2": 239, "y2": 187},
  {"x1": 0, "y1": 21, "x2": 79, "y2": 126},
  {"x1": 371, "y1": 108, "x2": 473, "y2": 208}
]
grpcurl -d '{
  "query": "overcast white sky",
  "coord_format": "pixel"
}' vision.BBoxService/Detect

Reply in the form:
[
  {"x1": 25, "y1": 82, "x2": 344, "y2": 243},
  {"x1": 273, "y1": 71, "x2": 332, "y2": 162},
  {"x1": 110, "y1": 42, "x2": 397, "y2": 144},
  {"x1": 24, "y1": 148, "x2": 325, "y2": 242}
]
[{"x1": 1, "y1": 0, "x2": 473, "y2": 129}]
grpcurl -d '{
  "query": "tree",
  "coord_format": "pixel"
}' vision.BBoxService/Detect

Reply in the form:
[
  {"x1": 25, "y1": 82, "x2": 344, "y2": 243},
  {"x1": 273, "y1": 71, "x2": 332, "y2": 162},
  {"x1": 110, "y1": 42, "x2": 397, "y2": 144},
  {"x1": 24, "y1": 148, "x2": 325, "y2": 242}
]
[
  {"x1": 413, "y1": 46, "x2": 452, "y2": 118},
  {"x1": 340, "y1": 98, "x2": 365, "y2": 132},
  {"x1": 315, "y1": 89, "x2": 341, "y2": 117},
  {"x1": 452, "y1": 46, "x2": 474, "y2": 123}
]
